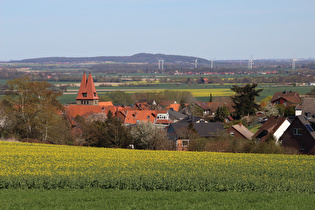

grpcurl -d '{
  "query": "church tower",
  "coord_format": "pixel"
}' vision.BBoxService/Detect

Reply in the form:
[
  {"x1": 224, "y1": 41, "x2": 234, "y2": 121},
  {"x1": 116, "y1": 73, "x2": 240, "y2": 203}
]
[{"x1": 76, "y1": 72, "x2": 99, "y2": 105}]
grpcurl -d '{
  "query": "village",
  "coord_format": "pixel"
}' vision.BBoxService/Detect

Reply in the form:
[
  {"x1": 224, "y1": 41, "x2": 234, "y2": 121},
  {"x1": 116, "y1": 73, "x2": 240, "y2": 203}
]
[{"x1": 51, "y1": 72, "x2": 315, "y2": 155}]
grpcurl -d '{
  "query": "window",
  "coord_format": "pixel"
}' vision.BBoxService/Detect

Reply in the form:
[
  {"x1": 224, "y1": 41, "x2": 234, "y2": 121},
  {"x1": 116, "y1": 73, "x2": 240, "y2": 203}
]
[
  {"x1": 82, "y1": 93, "x2": 87, "y2": 97},
  {"x1": 300, "y1": 144, "x2": 305, "y2": 151},
  {"x1": 182, "y1": 140, "x2": 189, "y2": 147},
  {"x1": 230, "y1": 131, "x2": 234, "y2": 136},
  {"x1": 306, "y1": 112, "x2": 312, "y2": 119},
  {"x1": 94, "y1": 92, "x2": 96, "y2": 97},
  {"x1": 293, "y1": 128, "x2": 302, "y2": 135}
]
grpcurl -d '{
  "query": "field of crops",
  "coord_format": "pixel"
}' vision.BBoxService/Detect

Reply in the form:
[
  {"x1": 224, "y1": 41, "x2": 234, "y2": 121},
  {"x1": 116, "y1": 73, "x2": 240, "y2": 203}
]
[{"x1": 1, "y1": 141, "x2": 315, "y2": 192}]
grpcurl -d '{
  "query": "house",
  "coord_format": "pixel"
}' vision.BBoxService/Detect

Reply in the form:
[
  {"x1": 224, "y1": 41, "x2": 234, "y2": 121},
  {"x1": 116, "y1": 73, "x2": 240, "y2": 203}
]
[
  {"x1": 295, "y1": 98, "x2": 315, "y2": 123},
  {"x1": 168, "y1": 108, "x2": 187, "y2": 123},
  {"x1": 166, "y1": 103, "x2": 180, "y2": 112},
  {"x1": 226, "y1": 123, "x2": 254, "y2": 140},
  {"x1": 224, "y1": 115, "x2": 234, "y2": 123},
  {"x1": 76, "y1": 72, "x2": 99, "y2": 105},
  {"x1": 176, "y1": 139, "x2": 190, "y2": 151},
  {"x1": 159, "y1": 100, "x2": 177, "y2": 107},
  {"x1": 280, "y1": 115, "x2": 315, "y2": 155},
  {"x1": 270, "y1": 91, "x2": 301, "y2": 107},
  {"x1": 135, "y1": 102, "x2": 151, "y2": 110},
  {"x1": 167, "y1": 116, "x2": 225, "y2": 150},
  {"x1": 194, "y1": 101, "x2": 211, "y2": 116},
  {"x1": 123, "y1": 110, "x2": 172, "y2": 127},
  {"x1": 206, "y1": 102, "x2": 235, "y2": 117},
  {"x1": 64, "y1": 104, "x2": 117, "y2": 126},
  {"x1": 253, "y1": 116, "x2": 291, "y2": 144},
  {"x1": 201, "y1": 78, "x2": 209, "y2": 84}
]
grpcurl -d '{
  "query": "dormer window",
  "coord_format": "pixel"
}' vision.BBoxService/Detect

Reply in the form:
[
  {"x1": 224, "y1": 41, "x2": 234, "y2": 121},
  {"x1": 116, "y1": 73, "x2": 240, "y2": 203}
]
[
  {"x1": 82, "y1": 93, "x2": 87, "y2": 97},
  {"x1": 94, "y1": 92, "x2": 96, "y2": 97}
]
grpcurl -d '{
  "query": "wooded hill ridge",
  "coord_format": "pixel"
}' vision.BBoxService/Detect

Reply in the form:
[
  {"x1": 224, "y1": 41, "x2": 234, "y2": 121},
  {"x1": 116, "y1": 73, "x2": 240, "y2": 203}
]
[{"x1": 10, "y1": 53, "x2": 210, "y2": 64}]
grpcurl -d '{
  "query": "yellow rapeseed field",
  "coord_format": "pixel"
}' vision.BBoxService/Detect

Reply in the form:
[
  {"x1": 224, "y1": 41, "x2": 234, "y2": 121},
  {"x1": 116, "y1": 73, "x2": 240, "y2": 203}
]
[{"x1": 1, "y1": 141, "x2": 314, "y2": 191}]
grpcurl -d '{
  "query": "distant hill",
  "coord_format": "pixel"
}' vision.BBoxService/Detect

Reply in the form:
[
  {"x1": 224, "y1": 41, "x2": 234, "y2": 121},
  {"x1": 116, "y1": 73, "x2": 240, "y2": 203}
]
[{"x1": 11, "y1": 53, "x2": 210, "y2": 65}]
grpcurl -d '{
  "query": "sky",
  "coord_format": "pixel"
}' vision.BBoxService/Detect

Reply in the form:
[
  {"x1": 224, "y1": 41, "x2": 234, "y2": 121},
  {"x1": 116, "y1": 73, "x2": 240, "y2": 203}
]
[{"x1": 1, "y1": 0, "x2": 315, "y2": 61}]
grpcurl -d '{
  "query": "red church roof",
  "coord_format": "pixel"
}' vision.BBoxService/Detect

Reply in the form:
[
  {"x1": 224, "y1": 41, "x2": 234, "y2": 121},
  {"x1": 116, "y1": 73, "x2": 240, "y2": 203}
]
[
  {"x1": 76, "y1": 72, "x2": 99, "y2": 100},
  {"x1": 64, "y1": 104, "x2": 117, "y2": 126}
]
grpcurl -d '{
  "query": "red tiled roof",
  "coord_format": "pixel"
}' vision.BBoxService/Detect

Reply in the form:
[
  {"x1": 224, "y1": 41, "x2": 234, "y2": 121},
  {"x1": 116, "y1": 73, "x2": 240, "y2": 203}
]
[
  {"x1": 135, "y1": 102, "x2": 151, "y2": 110},
  {"x1": 166, "y1": 104, "x2": 180, "y2": 111},
  {"x1": 64, "y1": 104, "x2": 117, "y2": 125},
  {"x1": 194, "y1": 101, "x2": 210, "y2": 111},
  {"x1": 76, "y1": 72, "x2": 86, "y2": 98},
  {"x1": 206, "y1": 102, "x2": 235, "y2": 113},
  {"x1": 99, "y1": 101, "x2": 113, "y2": 106},
  {"x1": 123, "y1": 110, "x2": 172, "y2": 125},
  {"x1": 76, "y1": 72, "x2": 99, "y2": 100},
  {"x1": 155, "y1": 119, "x2": 172, "y2": 124},
  {"x1": 124, "y1": 110, "x2": 156, "y2": 124},
  {"x1": 270, "y1": 91, "x2": 301, "y2": 105},
  {"x1": 227, "y1": 115, "x2": 234, "y2": 121},
  {"x1": 159, "y1": 100, "x2": 177, "y2": 106},
  {"x1": 156, "y1": 110, "x2": 168, "y2": 114}
]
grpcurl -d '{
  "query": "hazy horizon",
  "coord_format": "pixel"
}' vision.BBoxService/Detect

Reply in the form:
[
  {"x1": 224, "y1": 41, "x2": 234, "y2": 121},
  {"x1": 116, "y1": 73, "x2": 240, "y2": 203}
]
[{"x1": 1, "y1": 0, "x2": 315, "y2": 61}]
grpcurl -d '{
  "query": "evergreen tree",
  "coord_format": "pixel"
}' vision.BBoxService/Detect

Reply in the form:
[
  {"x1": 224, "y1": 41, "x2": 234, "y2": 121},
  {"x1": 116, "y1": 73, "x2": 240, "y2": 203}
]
[
  {"x1": 214, "y1": 105, "x2": 230, "y2": 122},
  {"x1": 209, "y1": 93, "x2": 213, "y2": 102},
  {"x1": 230, "y1": 83, "x2": 262, "y2": 118}
]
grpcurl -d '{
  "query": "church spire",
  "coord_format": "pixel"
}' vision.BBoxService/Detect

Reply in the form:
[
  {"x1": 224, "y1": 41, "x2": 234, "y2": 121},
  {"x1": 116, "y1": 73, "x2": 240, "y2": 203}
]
[{"x1": 76, "y1": 72, "x2": 99, "y2": 105}]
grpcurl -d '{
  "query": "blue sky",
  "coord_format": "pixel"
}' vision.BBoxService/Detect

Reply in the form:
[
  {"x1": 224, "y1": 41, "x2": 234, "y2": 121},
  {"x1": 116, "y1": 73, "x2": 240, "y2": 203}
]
[{"x1": 1, "y1": 0, "x2": 315, "y2": 61}]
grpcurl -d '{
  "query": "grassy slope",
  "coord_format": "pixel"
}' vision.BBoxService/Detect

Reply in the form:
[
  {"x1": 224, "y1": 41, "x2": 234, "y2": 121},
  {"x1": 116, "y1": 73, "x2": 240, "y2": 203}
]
[{"x1": 1, "y1": 189, "x2": 314, "y2": 209}]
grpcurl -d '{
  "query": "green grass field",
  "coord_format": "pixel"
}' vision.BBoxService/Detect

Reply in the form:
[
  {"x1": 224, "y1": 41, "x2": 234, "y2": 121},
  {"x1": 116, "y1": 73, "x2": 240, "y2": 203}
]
[
  {"x1": 1, "y1": 77, "x2": 314, "y2": 104},
  {"x1": 57, "y1": 83, "x2": 314, "y2": 104},
  {"x1": 1, "y1": 189, "x2": 314, "y2": 209}
]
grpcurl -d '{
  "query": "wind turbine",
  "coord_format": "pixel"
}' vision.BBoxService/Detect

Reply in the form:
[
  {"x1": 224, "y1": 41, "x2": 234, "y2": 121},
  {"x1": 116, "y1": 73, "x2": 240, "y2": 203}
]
[
  {"x1": 156, "y1": 57, "x2": 162, "y2": 69},
  {"x1": 292, "y1": 58, "x2": 297, "y2": 70},
  {"x1": 247, "y1": 56, "x2": 254, "y2": 69},
  {"x1": 210, "y1": 58, "x2": 216, "y2": 69},
  {"x1": 194, "y1": 59, "x2": 198, "y2": 68}
]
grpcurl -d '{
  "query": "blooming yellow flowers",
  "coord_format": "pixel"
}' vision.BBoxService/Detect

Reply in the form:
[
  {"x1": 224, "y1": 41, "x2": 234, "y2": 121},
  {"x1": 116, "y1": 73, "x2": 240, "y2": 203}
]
[{"x1": 1, "y1": 141, "x2": 315, "y2": 192}]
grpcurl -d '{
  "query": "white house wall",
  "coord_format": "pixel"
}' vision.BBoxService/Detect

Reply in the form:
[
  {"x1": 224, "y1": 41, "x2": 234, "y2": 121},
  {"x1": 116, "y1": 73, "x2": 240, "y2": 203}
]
[
  {"x1": 274, "y1": 119, "x2": 291, "y2": 143},
  {"x1": 295, "y1": 110, "x2": 302, "y2": 116}
]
